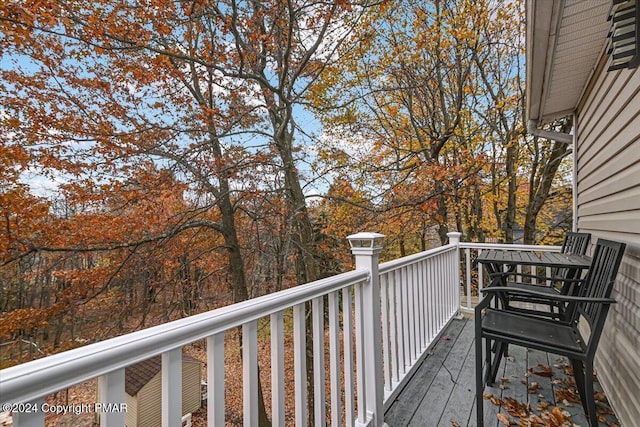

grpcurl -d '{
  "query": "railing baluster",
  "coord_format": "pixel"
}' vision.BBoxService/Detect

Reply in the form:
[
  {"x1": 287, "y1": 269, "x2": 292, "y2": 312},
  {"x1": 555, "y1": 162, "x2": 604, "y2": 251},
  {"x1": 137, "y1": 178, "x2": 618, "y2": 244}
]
[
  {"x1": 465, "y1": 248, "x2": 472, "y2": 311},
  {"x1": 328, "y1": 291, "x2": 342, "y2": 427},
  {"x1": 243, "y1": 321, "x2": 259, "y2": 426},
  {"x1": 413, "y1": 262, "x2": 422, "y2": 354},
  {"x1": 342, "y1": 287, "x2": 355, "y2": 427},
  {"x1": 451, "y1": 249, "x2": 458, "y2": 315},
  {"x1": 97, "y1": 368, "x2": 125, "y2": 427},
  {"x1": 418, "y1": 260, "x2": 426, "y2": 352},
  {"x1": 426, "y1": 257, "x2": 433, "y2": 342},
  {"x1": 380, "y1": 274, "x2": 392, "y2": 392},
  {"x1": 11, "y1": 398, "x2": 44, "y2": 427},
  {"x1": 207, "y1": 332, "x2": 225, "y2": 427},
  {"x1": 478, "y1": 248, "x2": 484, "y2": 295},
  {"x1": 270, "y1": 313, "x2": 284, "y2": 427},
  {"x1": 408, "y1": 264, "x2": 416, "y2": 361},
  {"x1": 162, "y1": 348, "x2": 182, "y2": 427},
  {"x1": 354, "y1": 281, "x2": 367, "y2": 424},
  {"x1": 432, "y1": 258, "x2": 442, "y2": 330},
  {"x1": 394, "y1": 268, "x2": 406, "y2": 373},
  {"x1": 312, "y1": 297, "x2": 326, "y2": 425},
  {"x1": 388, "y1": 272, "x2": 399, "y2": 384},
  {"x1": 401, "y1": 267, "x2": 410, "y2": 369},
  {"x1": 293, "y1": 303, "x2": 307, "y2": 426}
]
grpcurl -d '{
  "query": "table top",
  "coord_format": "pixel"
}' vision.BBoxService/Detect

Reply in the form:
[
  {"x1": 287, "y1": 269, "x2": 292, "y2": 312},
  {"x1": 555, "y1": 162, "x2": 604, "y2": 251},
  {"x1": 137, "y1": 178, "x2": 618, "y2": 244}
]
[{"x1": 476, "y1": 250, "x2": 591, "y2": 269}]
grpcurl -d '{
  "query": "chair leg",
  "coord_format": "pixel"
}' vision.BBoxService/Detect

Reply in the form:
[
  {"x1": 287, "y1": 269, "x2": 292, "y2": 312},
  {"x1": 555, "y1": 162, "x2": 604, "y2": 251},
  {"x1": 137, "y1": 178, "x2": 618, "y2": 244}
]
[
  {"x1": 571, "y1": 359, "x2": 590, "y2": 423},
  {"x1": 488, "y1": 341, "x2": 506, "y2": 384},
  {"x1": 584, "y1": 360, "x2": 598, "y2": 427},
  {"x1": 485, "y1": 336, "x2": 492, "y2": 384},
  {"x1": 475, "y1": 323, "x2": 484, "y2": 426}
]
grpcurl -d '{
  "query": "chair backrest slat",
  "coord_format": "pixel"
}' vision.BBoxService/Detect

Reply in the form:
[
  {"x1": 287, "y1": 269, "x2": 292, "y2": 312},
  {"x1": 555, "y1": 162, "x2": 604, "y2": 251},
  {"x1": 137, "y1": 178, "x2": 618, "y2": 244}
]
[
  {"x1": 576, "y1": 239, "x2": 626, "y2": 353},
  {"x1": 553, "y1": 232, "x2": 591, "y2": 293},
  {"x1": 562, "y1": 232, "x2": 591, "y2": 256}
]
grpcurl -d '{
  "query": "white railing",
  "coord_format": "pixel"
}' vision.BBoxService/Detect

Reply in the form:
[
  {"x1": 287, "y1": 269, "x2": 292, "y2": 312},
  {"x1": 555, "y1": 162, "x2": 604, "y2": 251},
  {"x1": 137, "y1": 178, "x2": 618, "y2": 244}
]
[
  {"x1": 458, "y1": 242, "x2": 562, "y2": 313},
  {"x1": 3, "y1": 232, "x2": 550, "y2": 427},
  {"x1": 378, "y1": 238, "x2": 461, "y2": 406}
]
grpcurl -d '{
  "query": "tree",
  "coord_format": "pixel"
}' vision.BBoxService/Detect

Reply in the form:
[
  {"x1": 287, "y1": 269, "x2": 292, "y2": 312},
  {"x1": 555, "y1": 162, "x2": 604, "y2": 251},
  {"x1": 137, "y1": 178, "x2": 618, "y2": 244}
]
[
  {"x1": 2, "y1": 1, "x2": 372, "y2": 423},
  {"x1": 311, "y1": 0, "x2": 487, "y2": 245}
]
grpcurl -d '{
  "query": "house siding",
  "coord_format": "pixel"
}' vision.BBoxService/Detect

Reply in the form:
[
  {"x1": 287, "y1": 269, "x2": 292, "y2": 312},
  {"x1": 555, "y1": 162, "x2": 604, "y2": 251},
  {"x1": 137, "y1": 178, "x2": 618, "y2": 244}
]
[
  {"x1": 576, "y1": 54, "x2": 640, "y2": 427},
  {"x1": 128, "y1": 360, "x2": 202, "y2": 427},
  {"x1": 125, "y1": 391, "x2": 138, "y2": 427}
]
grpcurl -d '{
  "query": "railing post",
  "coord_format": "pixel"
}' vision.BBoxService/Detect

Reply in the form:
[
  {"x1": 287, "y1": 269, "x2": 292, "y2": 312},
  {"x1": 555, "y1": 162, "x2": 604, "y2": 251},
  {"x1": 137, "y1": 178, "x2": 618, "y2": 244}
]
[
  {"x1": 97, "y1": 368, "x2": 125, "y2": 427},
  {"x1": 447, "y1": 232, "x2": 463, "y2": 317},
  {"x1": 347, "y1": 232, "x2": 385, "y2": 427}
]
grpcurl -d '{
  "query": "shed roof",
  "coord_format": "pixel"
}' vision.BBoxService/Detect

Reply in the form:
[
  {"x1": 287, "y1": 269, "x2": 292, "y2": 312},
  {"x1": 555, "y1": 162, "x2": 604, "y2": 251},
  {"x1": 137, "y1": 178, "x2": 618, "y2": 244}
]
[
  {"x1": 526, "y1": 0, "x2": 610, "y2": 123},
  {"x1": 125, "y1": 354, "x2": 201, "y2": 396}
]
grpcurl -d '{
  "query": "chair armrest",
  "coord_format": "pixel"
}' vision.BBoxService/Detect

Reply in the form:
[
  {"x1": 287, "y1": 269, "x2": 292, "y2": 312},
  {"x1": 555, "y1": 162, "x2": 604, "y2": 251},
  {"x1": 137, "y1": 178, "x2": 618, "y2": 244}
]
[
  {"x1": 488, "y1": 271, "x2": 584, "y2": 283},
  {"x1": 474, "y1": 293, "x2": 494, "y2": 316},
  {"x1": 480, "y1": 286, "x2": 617, "y2": 304}
]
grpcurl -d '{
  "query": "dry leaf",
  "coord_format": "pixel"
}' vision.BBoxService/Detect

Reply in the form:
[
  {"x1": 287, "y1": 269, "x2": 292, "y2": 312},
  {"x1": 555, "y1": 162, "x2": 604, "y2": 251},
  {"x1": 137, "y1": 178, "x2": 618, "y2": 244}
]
[
  {"x1": 497, "y1": 413, "x2": 515, "y2": 426},
  {"x1": 450, "y1": 420, "x2": 460, "y2": 427},
  {"x1": 530, "y1": 364, "x2": 553, "y2": 377},
  {"x1": 551, "y1": 406, "x2": 571, "y2": 424},
  {"x1": 594, "y1": 391, "x2": 608, "y2": 403}
]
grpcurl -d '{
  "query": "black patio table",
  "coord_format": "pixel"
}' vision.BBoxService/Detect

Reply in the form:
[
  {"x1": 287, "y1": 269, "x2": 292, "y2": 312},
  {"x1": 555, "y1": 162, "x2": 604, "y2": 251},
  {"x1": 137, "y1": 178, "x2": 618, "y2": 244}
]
[{"x1": 477, "y1": 249, "x2": 591, "y2": 284}]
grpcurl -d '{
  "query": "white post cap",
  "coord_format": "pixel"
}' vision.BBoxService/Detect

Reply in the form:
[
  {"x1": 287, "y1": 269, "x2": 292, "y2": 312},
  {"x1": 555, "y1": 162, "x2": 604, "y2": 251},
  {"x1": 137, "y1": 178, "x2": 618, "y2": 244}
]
[{"x1": 346, "y1": 232, "x2": 385, "y2": 250}]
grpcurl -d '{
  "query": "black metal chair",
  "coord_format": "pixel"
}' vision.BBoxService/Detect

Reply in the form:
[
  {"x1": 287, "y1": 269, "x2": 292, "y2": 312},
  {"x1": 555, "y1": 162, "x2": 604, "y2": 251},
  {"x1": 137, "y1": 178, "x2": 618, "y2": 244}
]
[
  {"x1": 489, "y1": 232, "x2": 592, "y2": 320},
  {"x1": 475, "y1": 239, "x2": 626, "y2": 427}
]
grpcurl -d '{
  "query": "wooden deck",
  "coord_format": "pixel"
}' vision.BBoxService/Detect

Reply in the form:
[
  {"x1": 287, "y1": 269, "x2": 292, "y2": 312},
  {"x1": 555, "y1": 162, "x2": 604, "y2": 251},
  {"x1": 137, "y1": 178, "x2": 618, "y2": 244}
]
[{"x1": 384, "y1": 317, "x2": 620, "y2": 427}]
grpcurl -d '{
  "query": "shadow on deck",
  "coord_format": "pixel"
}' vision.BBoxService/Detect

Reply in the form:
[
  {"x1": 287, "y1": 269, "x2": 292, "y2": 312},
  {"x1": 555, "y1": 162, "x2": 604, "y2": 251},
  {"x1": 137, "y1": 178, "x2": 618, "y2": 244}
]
[{"x1": 384, "y1": 317, "x2": 620, "y2": 427}]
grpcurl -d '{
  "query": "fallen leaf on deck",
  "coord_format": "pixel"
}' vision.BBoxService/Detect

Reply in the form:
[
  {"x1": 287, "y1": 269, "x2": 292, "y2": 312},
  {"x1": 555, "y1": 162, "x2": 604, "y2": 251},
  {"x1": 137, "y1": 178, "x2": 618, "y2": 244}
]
[
  {"x1": 502, "y1": 397, "x2": 529, "y2": 418},
  {"x1": 556, "y1": 387, "x2": 580, "y2": 403},
  {"x1": 530, "y1": 364, "x2": 553, "y2": 377},
  {"x1": 551, "y1": 406, "x2": 571, "y2": 424},
  {"x1": 497, "y1": 413, "x2": 516, "y2": 426},
  {"x1": 536, "y1": 401, "x2": 549, "y2": 410},
  {"x1": 450, "y1": 420, "x2": 460, "y2": 427},
  {"x1": 594, "y1": 391, "x2": 608, "y2": 403},
  {"x1": 527, "y1": 381, "x2": 539, "y2": 393}
]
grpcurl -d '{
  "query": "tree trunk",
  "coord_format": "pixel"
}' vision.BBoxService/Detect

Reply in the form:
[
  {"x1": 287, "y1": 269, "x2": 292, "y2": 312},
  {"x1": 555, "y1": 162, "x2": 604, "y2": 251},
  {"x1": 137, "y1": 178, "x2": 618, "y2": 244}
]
[{"x1": 522, "y1": 121, "x2": 572, "y2": 244}]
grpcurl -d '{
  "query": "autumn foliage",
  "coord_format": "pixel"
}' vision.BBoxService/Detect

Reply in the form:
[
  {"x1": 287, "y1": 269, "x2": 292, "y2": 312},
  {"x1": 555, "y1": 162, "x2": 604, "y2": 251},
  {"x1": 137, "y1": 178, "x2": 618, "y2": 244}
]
[{"x1": 1, "y1": 0, "x2": 571, "y2": 388}]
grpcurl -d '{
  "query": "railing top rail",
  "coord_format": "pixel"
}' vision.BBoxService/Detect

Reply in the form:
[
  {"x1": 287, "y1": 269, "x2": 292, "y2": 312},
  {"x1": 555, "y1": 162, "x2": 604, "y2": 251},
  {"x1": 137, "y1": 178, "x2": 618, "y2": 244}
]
[
  {"x1": 0, "y1": 269, "x2": 369, "y2": 405},
  {"x1": 379, "y1": 243, "x2": 456, "y2": 274},
  {"x1": 459, "y1": 242, "x2": 562, "y2": 252}
]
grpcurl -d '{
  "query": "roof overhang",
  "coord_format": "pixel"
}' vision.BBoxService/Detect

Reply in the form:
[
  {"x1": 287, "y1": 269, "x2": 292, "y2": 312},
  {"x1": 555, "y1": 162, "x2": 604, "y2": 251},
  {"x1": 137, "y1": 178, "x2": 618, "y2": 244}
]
[{"x1": 526, "y1": 0, "x2": 611, "y2": 124}]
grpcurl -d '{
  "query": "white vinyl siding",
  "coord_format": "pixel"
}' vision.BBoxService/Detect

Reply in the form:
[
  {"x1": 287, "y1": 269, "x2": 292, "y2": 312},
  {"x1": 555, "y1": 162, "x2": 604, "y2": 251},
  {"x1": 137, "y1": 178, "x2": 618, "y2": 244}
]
[{"x1": 576, "y1": 54, "x2": 640, "y2": 427}]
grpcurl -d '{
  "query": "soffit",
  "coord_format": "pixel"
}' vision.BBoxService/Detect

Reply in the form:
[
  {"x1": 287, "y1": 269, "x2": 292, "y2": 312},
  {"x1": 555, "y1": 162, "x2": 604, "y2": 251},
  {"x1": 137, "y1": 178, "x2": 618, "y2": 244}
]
[{"x1": 527, "y1": 0, "x2": 610, "y2": 123}]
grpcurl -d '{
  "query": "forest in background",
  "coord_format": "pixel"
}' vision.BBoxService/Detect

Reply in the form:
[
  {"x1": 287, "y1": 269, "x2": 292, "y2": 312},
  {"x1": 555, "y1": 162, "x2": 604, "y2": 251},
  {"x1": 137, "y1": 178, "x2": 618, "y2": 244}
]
[{"x1": 1, "y1": 0, "x2": 573, "y2": 377}]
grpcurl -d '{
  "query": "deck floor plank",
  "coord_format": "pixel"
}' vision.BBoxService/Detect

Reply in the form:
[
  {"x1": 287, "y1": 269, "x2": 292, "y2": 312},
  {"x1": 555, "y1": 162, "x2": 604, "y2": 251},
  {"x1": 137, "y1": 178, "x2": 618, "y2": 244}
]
[
  {"x1": 436, "y1": 327, "x2": 477, "y2": 427},
  {"x1": 384, "y1": 319, "x2": 466, "y2": 426},
  {"x1": 384, "y1": 317, "x2": 620, "y2": 427},
  {"x1": 407, "y1": 316, "x2": 475, "y2": 426}
]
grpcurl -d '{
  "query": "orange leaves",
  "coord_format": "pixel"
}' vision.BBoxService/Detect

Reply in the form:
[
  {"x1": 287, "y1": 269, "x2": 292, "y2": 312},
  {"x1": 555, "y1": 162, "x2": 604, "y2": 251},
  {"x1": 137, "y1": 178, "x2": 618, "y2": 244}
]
[{"x1": 0, "y1": 308, "x2": 51, "y2": 340}]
